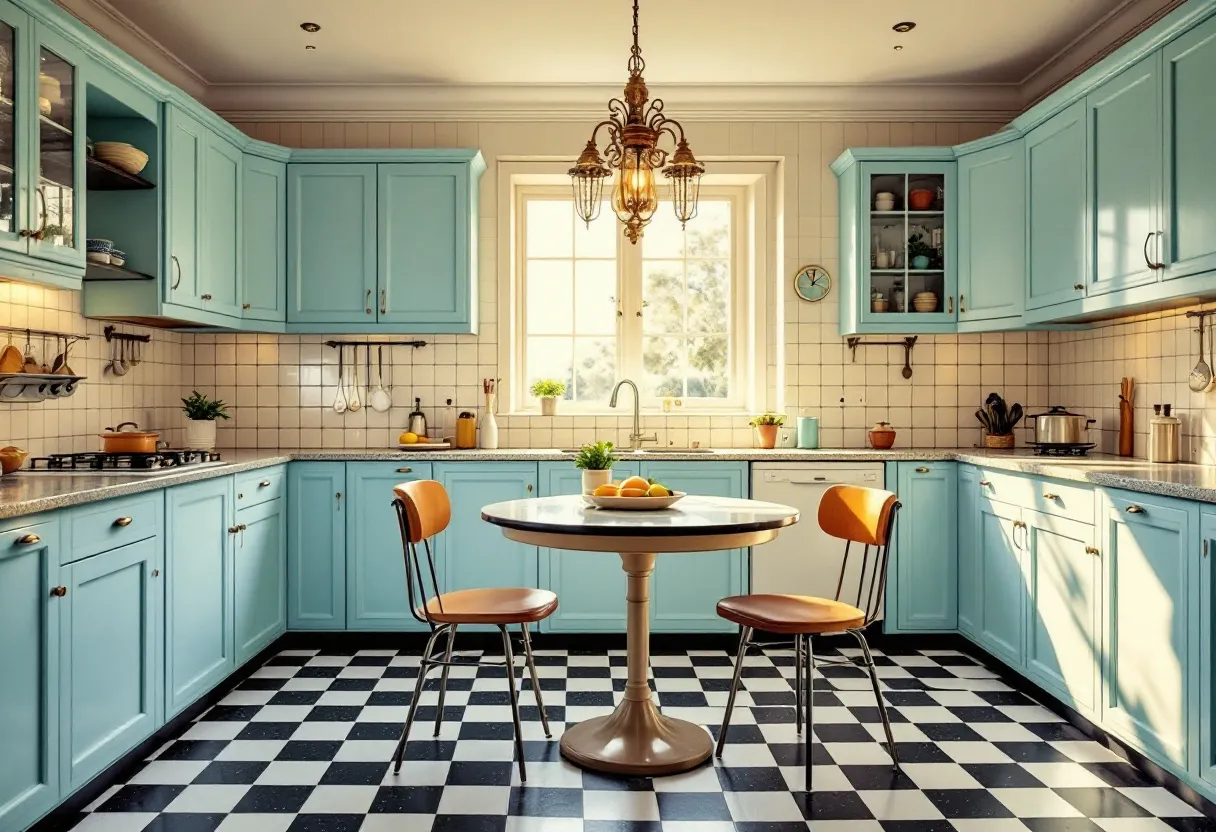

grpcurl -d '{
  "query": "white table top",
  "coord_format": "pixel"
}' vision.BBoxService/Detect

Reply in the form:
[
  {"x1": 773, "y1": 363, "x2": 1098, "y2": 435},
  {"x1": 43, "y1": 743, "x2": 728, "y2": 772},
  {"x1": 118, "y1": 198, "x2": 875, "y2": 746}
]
[{"x1": 481, "y1": 495, "x2": 799, "y2": 537}]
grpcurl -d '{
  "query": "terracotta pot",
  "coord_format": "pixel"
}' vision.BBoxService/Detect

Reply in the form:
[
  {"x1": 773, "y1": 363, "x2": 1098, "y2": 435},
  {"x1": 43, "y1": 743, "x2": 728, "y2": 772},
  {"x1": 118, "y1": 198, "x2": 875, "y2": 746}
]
[
  {"x1": 868, "y1": 422, "x2": 897, "y2": 450},
  {"x1": 755, "y1": 424, "x2": 779, "y2": 449},
  {"x1": 908, "y1": 189, "x2": 934, "y2": 210},
  {"x1": 581, "y1": 468, "x2": 612, "y2": 494},
  {"x1": 99, "y1": 421, "x2": 160, "y2": 453},
  {"x1": 984, "y1": 433, "x2": 1015, "y2": 449}
]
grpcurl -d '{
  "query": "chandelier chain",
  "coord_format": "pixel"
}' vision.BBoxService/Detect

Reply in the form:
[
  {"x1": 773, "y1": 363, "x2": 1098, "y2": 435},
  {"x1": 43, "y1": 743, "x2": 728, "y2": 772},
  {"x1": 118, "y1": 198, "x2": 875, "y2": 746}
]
[{"x1": 628, "y1": 0, "x2": 644, "y2": 74}]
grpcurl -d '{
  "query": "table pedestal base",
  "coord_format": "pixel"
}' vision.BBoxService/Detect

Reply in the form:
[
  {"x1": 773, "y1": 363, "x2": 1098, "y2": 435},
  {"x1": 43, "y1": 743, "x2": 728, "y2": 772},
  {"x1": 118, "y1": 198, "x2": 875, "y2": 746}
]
[{"x1": 560, "y1": 697, "x2": 713, "y2": 775}]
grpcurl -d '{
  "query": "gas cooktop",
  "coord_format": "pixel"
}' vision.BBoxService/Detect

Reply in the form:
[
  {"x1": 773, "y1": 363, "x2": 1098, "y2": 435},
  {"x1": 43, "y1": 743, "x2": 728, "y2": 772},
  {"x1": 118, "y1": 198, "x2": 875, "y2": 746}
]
[{"x1": 22, "y1": 450, "x2": 227, "y2": 476}]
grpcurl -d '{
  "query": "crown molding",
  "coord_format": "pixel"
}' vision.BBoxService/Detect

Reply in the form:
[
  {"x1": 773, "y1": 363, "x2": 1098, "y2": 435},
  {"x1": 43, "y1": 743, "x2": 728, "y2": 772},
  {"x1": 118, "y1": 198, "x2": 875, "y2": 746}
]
[{"x1": 207, "y1": 82, "x2": 1022, "y2": 123}]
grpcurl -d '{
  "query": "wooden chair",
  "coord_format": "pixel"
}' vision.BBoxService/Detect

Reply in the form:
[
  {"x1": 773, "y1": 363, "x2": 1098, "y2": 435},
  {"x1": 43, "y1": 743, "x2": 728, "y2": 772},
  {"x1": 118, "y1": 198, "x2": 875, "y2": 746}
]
[
  {"x1": 715, "y1": 484, "x2": 902, "y2": 791},
  {"x1": 389, "y1": 480, "x2": 558, "y2": 782}
]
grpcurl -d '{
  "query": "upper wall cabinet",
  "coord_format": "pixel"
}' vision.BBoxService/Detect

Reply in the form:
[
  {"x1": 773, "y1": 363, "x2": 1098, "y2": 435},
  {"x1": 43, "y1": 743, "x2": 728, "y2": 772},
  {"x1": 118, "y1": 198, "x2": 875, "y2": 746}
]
[
  {"x1": 832, "y1": 151, "x2": 957, "y2": 335},
  {"x1": 241, "y1": 155, "x2": 286, "y2": 322},
  {"x1": 286, "y1": 151, "x2": 484, "y2": 334},
  {"x1": 1025, "y1": 100, "x2": 1088, "y2": 314},
  {"x1": 957, "y1": 139, "x2": 1025, "y2": 326}
]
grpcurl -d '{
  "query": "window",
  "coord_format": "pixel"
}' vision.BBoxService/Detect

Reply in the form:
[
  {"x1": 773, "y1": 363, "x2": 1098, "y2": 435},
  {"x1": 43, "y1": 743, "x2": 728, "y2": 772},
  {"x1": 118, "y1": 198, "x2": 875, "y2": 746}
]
[{"x1": 512, "y1": 185, "x2": 750, "y2": 412}]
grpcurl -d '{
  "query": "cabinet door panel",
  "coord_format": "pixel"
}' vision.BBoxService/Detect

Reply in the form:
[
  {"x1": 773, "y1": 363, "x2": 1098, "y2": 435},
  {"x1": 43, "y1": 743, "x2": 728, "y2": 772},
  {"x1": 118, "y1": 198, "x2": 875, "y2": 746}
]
[
  {"x1": 1088, "y1": 53, "x2": 1162, "y2": 296},
  {"x1": 1025, "y1": 511, "x2": 1099, "y2": 715},
  {"x1": 1200, "y1": 511, "x2": 1216, "y2": 788},
  {"x1": 957, "y1": 466, "x2": 981, "y2": 638},
  {"x1": 957, "y1": 142, "x2": 1024, "y2": 322},
  {"x1": 1162, "y1": 14, "x2": 1216, "y2": 281},
  {"x1": 287, "y1": 462, "x2": 346, "y2": 629},
  {"x1": 642, "y1": 462, "x2": 747, "y2": 633},
  {"x1": 539, "y1": 462, "x2": 639, "y2": 633},
  {"x1": 894, "y1": 462, "x2": 958, "y2": 631},
  {"x1": 379, "y1": 163, "x2": 470, "y2": 325},
  {"x1": 165, "y1": 478, "x2": 234, "y2": 716},
  {"x1": 61, "y1": 538, "x2": 161, "y2": 790},
  {"x1": 165, "y1": 105, "x2": 204, "y2": 305},
  {"x1": 235, "y1": 499, "x2": 286, "y2": 665},
  {"x1": 201, "y1": 131, "x2": 242, "y2": 317},
  {"x1": 241, "y1": 155, "x2": 286, "y2": 321},
  {"x1": 1102, "y1": 492, "x2": 1194, "y2": 767},
  {"x1": 287, "y1": 164, "x2": 377, "y2": 323},
  {"x1": 979, "y1": 499, "x2": 1025, "y2": 666},
  {"x1": 0, "y1": 522, "x2": 59, "y2": 832},
  {"x1": 347, "y1": 462, "x2": 433, "y2": 630},
  {"x1": 0, "y1": 3, "x2": 30, "y2": 254},
  {"x1": 1026, "y1": 100, "x2": 1088, "y2": 310}
]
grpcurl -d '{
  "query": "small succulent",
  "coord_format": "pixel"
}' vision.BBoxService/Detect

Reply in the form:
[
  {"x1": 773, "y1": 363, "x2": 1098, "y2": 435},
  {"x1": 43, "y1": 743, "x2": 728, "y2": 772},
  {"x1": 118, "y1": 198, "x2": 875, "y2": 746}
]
[
  {"x1": 749, "y1": 413, "x2": 786, "y2": 427},
  {"x1": 975, "y1": 392, "x2": 1023, "y2": 436},
  {"x1": 574, "y1": 440, "x2": 618, "y2": 470},
  {"x1": 182, "y1": 390, "x2": 230, "y2": 421}
]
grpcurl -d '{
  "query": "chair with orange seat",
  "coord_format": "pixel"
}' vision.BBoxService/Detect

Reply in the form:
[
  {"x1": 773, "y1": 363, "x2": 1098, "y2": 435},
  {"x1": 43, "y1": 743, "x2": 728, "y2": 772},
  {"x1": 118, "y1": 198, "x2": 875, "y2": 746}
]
[
  {"x1": 389, "y1": 479, "x2": 558, "y2": 782},
  {"x1": 715, "y1": 484, "x2": 901, "y2": 790}
]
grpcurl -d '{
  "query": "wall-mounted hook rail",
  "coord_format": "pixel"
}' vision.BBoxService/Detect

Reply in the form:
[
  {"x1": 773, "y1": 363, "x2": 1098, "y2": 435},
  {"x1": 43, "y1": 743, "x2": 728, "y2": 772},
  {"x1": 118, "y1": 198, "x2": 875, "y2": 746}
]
[
  {"x1": 0, "y1": 325, "x2": 89, "y2": 344},
  {"x1": 845, "y1": 336, "x2": 918, "y2": 379},
  {"x1": 324, "y1": 339, "x2": 427, "y2": 350},
  {"x1": 103, "y1": 325, "x2": 151, "y2": 344}
]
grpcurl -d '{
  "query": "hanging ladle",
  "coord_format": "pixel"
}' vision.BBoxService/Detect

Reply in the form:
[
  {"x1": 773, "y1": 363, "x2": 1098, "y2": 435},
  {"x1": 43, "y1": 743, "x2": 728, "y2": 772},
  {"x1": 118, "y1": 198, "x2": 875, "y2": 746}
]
[{"x1": 1189, "y1": 315, "x2": 1212, "y2": 392}]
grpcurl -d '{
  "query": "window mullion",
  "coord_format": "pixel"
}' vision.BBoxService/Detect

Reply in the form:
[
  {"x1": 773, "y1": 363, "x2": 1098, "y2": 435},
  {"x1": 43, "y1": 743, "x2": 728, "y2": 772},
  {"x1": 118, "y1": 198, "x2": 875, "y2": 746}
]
[{"x1": 621, "y1": 235, "x2": 643, "y2": 386}]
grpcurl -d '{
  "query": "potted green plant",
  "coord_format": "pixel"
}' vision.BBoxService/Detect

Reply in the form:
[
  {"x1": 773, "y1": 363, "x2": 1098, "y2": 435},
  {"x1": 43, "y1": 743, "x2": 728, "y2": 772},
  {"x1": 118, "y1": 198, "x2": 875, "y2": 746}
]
[
  {"x1": 975, "y1": 392, "x2": 1023, "y2": 449},
  {"x1": 182, "y1": 390, "x2": 230, "y2": 450},
  {"x1": 41, "y1": 224, "x2": 69, "y2": 247},
  {"x1": 749, "y1": 413, "x2": 786, "y2": 449},
  {"x1": 908, "y1": 233, "x2": 935, "y2": 270},
  {"x1": 530, "y1": 379, "x2": 567, "y2": 416},
  {"x1": 574, "y1": 440, "x2": 619, "y2": 494}
]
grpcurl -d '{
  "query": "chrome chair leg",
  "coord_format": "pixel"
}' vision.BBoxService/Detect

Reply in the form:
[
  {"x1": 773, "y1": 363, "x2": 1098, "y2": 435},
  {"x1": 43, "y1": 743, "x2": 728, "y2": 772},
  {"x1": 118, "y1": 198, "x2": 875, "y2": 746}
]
[
  {"x1": 520, "y1": 623, "x2": 551, "y2": 739},
  {"x1": 794, "y1": 634, "x2": 804, "y2": 735},
  {"x1": 500, "y1": 624, "x2": 527, "y2": 782},
  {"x1": 393, "y1": 625, "x2": 446, "y2": 773},
  {"x1": 805, "y1": 633, "x2": 815, "y2": 792},
  {"x1": 850, "y1": 628, "x2": 899, "y2": 770},
  {"x1": 715, "y1": 625, "x2": 753, "y2": 758},
  {"x1": 433, "y1": 624, "x2": 458, "y2": 736}
]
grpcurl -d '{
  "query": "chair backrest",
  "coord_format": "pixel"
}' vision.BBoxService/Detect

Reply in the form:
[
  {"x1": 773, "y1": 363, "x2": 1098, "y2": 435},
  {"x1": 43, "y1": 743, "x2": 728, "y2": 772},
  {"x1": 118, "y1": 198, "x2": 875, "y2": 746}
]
[
  {"x1": 816, "y1": 484, "x2": 901, "y2": 624},
  {"x1": 392, "y1": 480, "x2": 452, "y2": 627}
]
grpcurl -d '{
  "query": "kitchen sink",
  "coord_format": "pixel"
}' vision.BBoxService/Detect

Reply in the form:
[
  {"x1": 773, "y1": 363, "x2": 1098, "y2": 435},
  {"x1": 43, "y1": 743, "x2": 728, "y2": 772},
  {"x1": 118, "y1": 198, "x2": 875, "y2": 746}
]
[{"x1": 553, "y1": 447, "x2": 715, "y2": 454}]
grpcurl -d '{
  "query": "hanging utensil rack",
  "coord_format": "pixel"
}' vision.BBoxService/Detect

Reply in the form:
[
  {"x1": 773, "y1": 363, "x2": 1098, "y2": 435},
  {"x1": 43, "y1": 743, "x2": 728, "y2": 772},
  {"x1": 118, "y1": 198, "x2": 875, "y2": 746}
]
[
  {"x1": 103, "y1": 325, "x2": 151, "y2": 344},
  {"x1": 845, "y1": 336, "x2": 918, "y2": 378},
  {"x1": 323, "y1": 339, "x2": 427, "y2": 350},
  {"x1": 0, "y1": 324, "x2": 90, "y2": 344},
  {"x1": 0, "y1": 326, "x2": 91, "y2": 403}
]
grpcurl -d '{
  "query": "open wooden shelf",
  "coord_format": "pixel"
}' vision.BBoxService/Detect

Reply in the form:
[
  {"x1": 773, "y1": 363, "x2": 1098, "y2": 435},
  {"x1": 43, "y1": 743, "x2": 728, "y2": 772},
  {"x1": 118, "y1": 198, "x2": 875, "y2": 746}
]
[
  {"x1": 86, "y1": 155, "x2": 153, "y2": 190},
  {"x1": 83, "y1": 260, "x2": 155, "y2": 281}
]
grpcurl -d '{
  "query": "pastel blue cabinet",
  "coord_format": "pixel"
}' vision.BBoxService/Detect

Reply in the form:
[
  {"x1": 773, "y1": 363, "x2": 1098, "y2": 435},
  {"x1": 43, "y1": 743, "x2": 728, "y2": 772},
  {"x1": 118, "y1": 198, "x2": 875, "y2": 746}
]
[
  {"x1": 240, "y1": 154, "x2": 286, "y2": 322},
  {"x1": 287, "y1": 462, "x2": 346, "y2": 629},
  {"x1": 0, "y1": 522, "x2": 60, "y2": 832},
  {"x1": 165, "y1": 477, "x2": 234, "y2": 717},
  {"x1": 956, "y1": 465, "x2": 981, "y2": 638},
  {"x1": 957, "y1": 140, "x2": 1024, "y2": 324},
  {"x1": 1023, "y1": 511, "x2": 1100, "y2": 716},
  {"x1": 234, "y1": 498, "x2": 286, "y2": 665},
  {"x1": 346, "y1": 462, "x2": 433, "y2": 630},
  {"x1": 1086, "y1": 52, "x2": 1162, "y2": 297},
  {"x1": 0, "y1": 1, "x2": 33, "y2": 259},
  {"x1": 433, "y1": 463, "x2": 537, "y2": 608},
  {"x1": 977, "y1": 497, "x2": 1025, "y2": 667},
  {"x1": 1101, "y1": 490, "x2": 1196, "y2": 768},
  {"x1": 287, "y1": 164, "x2": 377, "y2": 323},
  {"x1": 1026, "y1": 100, "x2": 1088, "y2": 311},
  {"x1": 642, "y1": 462, "x2": 747, "y2": 633},
  {"x1": 378, "y1": 164, "x2": 471, "y2": 327},
  {"x1": 60, "y1": 537, "x2": 162, "y2": 792},
  {"x1": 890, "y1": 463, "x2": 957, "y2": 632},
  {"x1": 201, "y1": 129, "x2": 243, "y2": 317},
  {"x1": 1200, "y1": 510, "x2": 1216, "y2": 789},
  {"x1": 165, "y1": 105, "x2": 205, "y2": 308},
  {"x1": 1162, "y1": 13, "x2": 1216, "y2": 282},
  {"x1": 539, "y1": 461, "x2": 639, "y2": 633}
]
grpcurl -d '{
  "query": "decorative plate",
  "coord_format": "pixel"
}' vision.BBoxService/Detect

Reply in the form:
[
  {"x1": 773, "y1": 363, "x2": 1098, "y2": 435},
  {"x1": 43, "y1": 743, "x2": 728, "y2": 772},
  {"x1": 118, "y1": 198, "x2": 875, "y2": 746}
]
[
  {"x1": 583, "y1": 491, "x2": 686, "y2": 510},
  {"x1": 793, "y1": 265, "x2": 831, "y2": 302}
]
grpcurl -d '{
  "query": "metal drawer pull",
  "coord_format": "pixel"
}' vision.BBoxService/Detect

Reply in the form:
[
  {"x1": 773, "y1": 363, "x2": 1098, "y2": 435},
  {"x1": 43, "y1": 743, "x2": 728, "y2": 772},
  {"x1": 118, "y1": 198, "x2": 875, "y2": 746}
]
[
  {"x1": 527, "y1": 484, "x2": 534, "y2": 493},
  {"x1": 259, "y1": 480, "x2": 271, "y2": 487},
  {"x1": 1073, "y1": 283, "x2": 1084, "y2": 291},
  {"x1": 228, "y1": 525, "x2": 240, "y2": 534},
  {"x1": 17, "y1": 533, "x2": 41, "y2": 545},
  {"x1": 1043, "y1": 493, "x2": 1059, "y2": 500},
  {"x1": 1085, "y1": 546, "x2": 1099, "y2": 556},
  {"x1": 397, "y1": 467, "x2": 412, "y2": 474},
  {"x1": 915, "y1": 467, "x2": 930, "y2": 473},
  {"x1": 50, "y1": 586, "x2": 66, "y2": 597},
  {"x1": 1205, "y1": 540, "x2": 1209, "y2": 558},
  {"x1": 1125, "y1": 504, "x2": 1144, "y2": 514},
  {"x1": 978, "y1": 480, "x2": 991, "y2": 486},
  {"x1": 152, "y1": 569, "x2": 160, "y2": 577},
  {"x1": 114, "y1": 516, "x2": 133, "y2": 527},
  {"x1": 201, "y1": 293, "x2": 212, "y2": 301},
  {"x1": 238, "y1": 524, "x2": 247, "y2": 531}
]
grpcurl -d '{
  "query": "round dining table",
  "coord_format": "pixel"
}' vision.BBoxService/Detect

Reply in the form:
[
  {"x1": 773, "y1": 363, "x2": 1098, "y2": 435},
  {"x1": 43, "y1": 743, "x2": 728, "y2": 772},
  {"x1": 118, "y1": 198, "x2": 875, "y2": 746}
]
[{"x1": 481, "y1": 494, "x2": 799, "y2": 777}]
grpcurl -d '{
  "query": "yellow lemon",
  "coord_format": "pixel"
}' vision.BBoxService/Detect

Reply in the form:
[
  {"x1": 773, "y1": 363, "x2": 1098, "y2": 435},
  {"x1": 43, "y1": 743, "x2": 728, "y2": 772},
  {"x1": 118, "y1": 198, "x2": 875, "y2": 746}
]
[
  {"x1": 619, "y1": 487, "x2": 649, "y2": 498},
  {"x1": 592, "y1": 484, "x2": 621, "y2": 497},
  {"x1": 399, "y1": 432, "x2": 419, "y2": 445},
  {"x1": 646, "y1": 483, "x2": 669, "y2": 497}
]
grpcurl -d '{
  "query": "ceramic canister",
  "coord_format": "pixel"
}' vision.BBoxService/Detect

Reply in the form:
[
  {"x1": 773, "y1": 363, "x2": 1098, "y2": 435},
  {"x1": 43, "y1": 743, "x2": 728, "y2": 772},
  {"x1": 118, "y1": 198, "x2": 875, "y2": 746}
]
[{"x1": 796, "y1": 416, "x2": 819, "y2": 449}]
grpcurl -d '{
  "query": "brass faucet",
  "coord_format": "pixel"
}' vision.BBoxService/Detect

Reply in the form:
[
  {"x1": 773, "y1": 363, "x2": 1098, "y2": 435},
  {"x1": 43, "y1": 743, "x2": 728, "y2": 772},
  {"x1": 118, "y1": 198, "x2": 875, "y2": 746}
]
[{"x1": 609, "y1": 379, "x2": 658, "y2": 451}]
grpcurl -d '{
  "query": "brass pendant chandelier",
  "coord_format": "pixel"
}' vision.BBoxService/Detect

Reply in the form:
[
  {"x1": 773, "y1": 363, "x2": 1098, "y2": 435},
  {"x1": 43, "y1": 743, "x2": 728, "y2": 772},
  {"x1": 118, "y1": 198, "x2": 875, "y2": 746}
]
[{"x1": 568, "y1": 0, "x2": 704, "y2": 244}]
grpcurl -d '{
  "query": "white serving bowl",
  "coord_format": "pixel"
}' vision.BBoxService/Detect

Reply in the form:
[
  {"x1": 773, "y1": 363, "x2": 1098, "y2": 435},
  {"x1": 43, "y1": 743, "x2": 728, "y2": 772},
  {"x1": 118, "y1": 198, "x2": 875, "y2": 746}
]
[{"x1": 583, "y1": 491, "x2": 686, "y2": 510}]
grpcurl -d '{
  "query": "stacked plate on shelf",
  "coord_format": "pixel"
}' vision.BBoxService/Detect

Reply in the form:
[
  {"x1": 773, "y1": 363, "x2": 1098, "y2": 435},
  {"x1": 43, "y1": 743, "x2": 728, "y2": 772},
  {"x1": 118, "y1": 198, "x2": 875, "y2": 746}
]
[
  {"x1": 912, "y1": 291, "x2": 938, "y2": 312},
  {"x1": 94, "y1": 142, "x2": 148, "y2": 175}
]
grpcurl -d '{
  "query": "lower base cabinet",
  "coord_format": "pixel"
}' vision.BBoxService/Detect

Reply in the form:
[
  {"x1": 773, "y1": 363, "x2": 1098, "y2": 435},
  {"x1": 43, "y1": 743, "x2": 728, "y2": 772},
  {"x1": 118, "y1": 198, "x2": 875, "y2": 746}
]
[
  {"x1": 957, "y1": 466, "x2": 981, "y2": 638},
  {"x1": 1200, "y1": 510, "x2": 1216, "y2": 789},
  {"x1": 60, "y1": 538, "x2": 162, "y2": 791},
  {"x1": 977, "y1": 497, "x2": 1025, "y2": 667},
  {"x1": 287, "y1": 462, "x2": 346, "y2": 629},
  {"x1": 165, "y1": 478, "x2": 235, "y2": 718},
  {"x1": 890, "y1": 463, "x2": 958, "y2": 632},
  {"x1": 234, "y1": 498, "x2": 287, "y2": 665}
]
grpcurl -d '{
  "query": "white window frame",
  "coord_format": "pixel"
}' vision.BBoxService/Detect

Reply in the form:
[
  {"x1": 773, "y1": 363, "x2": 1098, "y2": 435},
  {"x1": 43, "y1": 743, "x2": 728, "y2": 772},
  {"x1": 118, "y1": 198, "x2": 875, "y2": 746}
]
[{"x1": 498, "y1": 160, "x2": 772, "y2": 416}]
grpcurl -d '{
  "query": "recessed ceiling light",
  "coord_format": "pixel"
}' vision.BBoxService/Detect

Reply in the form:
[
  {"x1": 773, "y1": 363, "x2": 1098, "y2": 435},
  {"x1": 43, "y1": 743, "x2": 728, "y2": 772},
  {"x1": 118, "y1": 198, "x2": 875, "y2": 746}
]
[
  {"x1": 892, "y1": 21, "x2": 916, "y2": 33},
  {"x1": 300, "y1": 22, "x2": 320, "y2": 33},
  {"x1": 305, "y1": 44, "x2": 316, "y2": 50}
]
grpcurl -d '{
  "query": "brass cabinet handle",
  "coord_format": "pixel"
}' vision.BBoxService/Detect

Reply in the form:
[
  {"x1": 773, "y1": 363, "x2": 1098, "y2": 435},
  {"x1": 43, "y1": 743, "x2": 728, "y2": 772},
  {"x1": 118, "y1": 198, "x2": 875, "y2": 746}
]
[
  {"x1": 527, "y1": 484, "x2": 534, "y2": 493},
  {"x1": 201, "y1": 293, "x2": 212, "y2": 301},
  {"x1": 380, "y1": 290, "x2": 386, "y2": 315},
  {"x1": 959, "y1": 293, "x2": 966, "y2": 314},
  {"x1": 1125, "y1": 504, "x2": 1145, "y2": 514},
  {"x1": 1043, "y1": 493, "x2": 1059, "y2": 501},
  {"x1": 1013, "y1": 520, "x2": 1027, "y2": 529},
  {"x1": 335, "y1": 492, "x2": 342, "y2": 511},
  {"x1": 242, "y1": 303, "x2": 251, "y2": 310},
  {"x1": 365, "y1": 289, "x2": 372, "y2": 315},
  {"x1": 152, "y1": 568, "x2": 160, "y2": 577},
  {"x1": 1143, "y1": 232, "x2": 1164, "y2": 270},
  {"x1": 1205, "y1": 540, "x2": 1209, "y2": 558},
  {"x1": 114, "y1": 516, "x2": 133, "y2": 527},
  {"x1": 1073, "y1": 283, "x2": 1084, "y2": 291},
  {"x1": 171, "y1": 255, "x2": 182, "y2": 289},
  {"x1": 228, "y1": 525, "x2": 240, "y2": 533},
  {"x1": 1085, "y1": 546, "x2": 1099, "y2": 556},
  {"x1": 396, "y1": 467, "x2": 412, "y2": 474},
  {"x1": 238, "y1": 524, "x2": 247, "y2": 531},
  {"x1": 978, "y1": 480, "x2": 992, "y2": 487},
  {"x1": 915, "y1": 466, "x2": 930, "y2": 473},
  {"x1": 259, "y1": 480, "x2": 271, "y2": 487},
  {"x1": 50, "y1": 585, "x2": 67, "y2": 597},
  {"x1": 17, "y1": 533, "x2": 41, "y2": 545},
  {"x1": 947, "y1": 296, "x2": 953, "y2": 315}
]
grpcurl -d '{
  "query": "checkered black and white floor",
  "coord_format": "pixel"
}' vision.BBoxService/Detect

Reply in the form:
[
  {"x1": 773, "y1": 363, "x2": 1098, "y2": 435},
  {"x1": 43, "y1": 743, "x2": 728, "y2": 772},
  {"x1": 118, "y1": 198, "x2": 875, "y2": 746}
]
[{"x1": 66, "y1": 639, "x2": 1215, "y2": 832}]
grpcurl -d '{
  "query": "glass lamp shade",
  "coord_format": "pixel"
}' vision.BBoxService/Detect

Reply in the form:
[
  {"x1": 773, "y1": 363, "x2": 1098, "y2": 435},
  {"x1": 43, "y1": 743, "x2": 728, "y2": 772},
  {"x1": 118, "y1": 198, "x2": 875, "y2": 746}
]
[
  {"x1": 569, "y1": 140, "x2": 611, "y2": 226},
  {"x1": 612, "y1": 148, "x2": 658, "y2": 243},
  {"x1": 663, "y1": 139, "x2": 705, "y2": 227}
]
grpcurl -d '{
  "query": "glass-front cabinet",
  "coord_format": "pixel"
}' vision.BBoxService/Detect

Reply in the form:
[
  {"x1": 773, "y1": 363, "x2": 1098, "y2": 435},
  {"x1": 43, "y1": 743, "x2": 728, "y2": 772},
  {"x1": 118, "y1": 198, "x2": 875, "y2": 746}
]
[{"x1": 832, "y1": 152, "x2": 957, "y2": 335}]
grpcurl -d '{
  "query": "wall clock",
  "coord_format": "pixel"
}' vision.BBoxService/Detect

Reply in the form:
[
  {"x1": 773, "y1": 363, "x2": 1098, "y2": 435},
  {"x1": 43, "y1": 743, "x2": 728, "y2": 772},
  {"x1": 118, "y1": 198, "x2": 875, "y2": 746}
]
[{"x1": 793, "y1": 265, "x2": 831, "y2": 302}]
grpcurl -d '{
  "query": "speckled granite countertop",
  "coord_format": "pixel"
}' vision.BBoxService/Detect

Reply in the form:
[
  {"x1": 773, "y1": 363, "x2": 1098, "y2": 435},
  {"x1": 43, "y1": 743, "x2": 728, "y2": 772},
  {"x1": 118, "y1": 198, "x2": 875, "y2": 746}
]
[{"x1": 3, "y1": 446, "x2": 1216, "y2": 521}]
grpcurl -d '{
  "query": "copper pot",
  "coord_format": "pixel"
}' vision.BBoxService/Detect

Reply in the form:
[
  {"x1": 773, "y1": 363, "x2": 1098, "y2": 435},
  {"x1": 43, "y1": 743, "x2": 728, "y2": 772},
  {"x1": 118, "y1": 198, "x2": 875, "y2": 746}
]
[
  {"x1": 100, "y1": 421, "x2": 161, "y2": 454},
  {"x1": 908, "y1": 189, "x2": 934, "y2": 210},
  {"x1": 868, "y1": 421, "x2": 897, "y2": 450}
]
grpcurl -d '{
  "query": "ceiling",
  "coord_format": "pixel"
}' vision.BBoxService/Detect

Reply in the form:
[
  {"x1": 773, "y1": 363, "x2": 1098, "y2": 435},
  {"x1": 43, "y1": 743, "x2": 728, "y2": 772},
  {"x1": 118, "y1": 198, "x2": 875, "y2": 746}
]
[{"x1": 102, "y1": 0, "x2": 1135, "y2": 87}]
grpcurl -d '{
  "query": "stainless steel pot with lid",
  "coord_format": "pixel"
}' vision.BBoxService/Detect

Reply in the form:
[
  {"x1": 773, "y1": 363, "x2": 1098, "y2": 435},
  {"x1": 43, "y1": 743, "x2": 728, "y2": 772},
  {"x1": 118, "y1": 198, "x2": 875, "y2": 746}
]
[{"x1": 1028, "y1": 406, "x2": 1096, "y2": 445}]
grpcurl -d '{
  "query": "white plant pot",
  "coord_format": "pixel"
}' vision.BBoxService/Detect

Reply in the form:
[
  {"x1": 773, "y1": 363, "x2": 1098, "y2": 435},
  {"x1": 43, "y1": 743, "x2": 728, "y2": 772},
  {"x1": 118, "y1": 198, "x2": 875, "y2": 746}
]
[
  {"x1": 185, "y1": 419, "x2": 217, "y2": 450},
  {"x1": 581, "y1": 468, "x2": 612, "y2": 494},
  {"x1": 540, "y1": 396, "x2": 557, "y2": 416}
]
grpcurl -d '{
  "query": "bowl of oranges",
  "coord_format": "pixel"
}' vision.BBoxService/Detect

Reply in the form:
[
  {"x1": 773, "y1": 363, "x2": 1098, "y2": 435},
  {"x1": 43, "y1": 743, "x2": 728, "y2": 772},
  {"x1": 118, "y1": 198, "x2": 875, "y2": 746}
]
[{"x1": 584, "y1": 476, "x2": 685, "y2": 510}]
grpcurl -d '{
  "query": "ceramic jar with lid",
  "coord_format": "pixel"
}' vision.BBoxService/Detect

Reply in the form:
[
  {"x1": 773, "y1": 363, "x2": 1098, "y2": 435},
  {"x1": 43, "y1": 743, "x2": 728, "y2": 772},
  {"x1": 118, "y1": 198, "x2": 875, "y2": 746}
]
[{"x1": 868, "y1": 421, "x2": 897, "y2": 450}]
